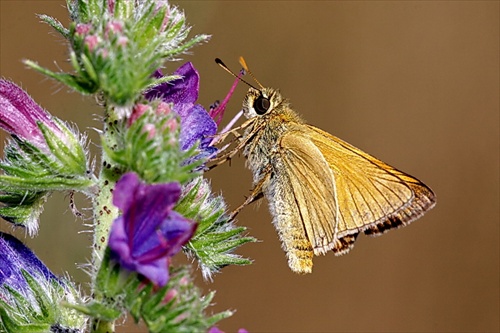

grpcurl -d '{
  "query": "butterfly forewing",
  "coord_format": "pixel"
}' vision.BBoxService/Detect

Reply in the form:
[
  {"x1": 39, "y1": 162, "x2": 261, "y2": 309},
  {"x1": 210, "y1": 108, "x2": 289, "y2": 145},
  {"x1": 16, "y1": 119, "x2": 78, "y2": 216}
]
[{"x1": 265, "y1": 128, "x2": 341, "y2": 273}]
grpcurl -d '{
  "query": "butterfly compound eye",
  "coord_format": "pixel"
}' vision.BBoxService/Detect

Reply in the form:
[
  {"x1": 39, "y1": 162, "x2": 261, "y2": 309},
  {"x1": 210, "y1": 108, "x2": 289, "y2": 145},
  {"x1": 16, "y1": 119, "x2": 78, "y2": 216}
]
[{"x1": 254, "y1": 96, "x2": 271, "y2": 115}]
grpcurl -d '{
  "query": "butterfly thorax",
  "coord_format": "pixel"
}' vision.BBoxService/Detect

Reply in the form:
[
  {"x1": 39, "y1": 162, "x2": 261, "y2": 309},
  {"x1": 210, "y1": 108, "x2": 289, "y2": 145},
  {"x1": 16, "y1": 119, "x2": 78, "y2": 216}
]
[{"x1": 241, "y1": 87, "x2": 304, "y2": 183}]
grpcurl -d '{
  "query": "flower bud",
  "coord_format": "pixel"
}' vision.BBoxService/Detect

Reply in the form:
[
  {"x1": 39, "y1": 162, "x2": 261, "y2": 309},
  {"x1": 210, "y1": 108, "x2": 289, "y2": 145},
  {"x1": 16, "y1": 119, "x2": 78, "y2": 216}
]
[
  {"x1": 0, "y1": 232, "x2": 85, "y2": 332},
  {"x1": 0, "y1": 79, "x2": 88, "y2": 176}
]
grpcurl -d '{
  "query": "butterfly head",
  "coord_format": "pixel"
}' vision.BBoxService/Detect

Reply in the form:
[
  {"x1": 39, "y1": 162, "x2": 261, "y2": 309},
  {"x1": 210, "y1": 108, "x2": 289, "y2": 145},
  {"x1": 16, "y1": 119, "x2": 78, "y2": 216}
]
[
  {"x1": 242, "y1": 87, "x2": 284, "y2": 119},
  {"x1": 215, "y1": 57, "x2": 286, "y2": 119}
]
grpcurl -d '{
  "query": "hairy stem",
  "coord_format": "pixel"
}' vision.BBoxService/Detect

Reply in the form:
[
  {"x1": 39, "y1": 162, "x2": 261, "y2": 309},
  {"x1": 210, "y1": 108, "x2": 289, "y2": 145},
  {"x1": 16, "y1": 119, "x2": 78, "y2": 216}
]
[{"x1": 90, "y1": 106, "x2": 125, "y2": 333}]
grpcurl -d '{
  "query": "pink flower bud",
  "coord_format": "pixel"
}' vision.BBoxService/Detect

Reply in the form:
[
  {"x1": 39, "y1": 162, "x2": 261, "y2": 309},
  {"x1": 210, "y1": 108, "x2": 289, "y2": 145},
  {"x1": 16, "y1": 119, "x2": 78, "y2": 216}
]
[
  {"x1": 75, "y1": 23, "x2": 92, "y2": 35},
  {"x1": 84, "y1": 35, "x2": 100, "y2": 51}
]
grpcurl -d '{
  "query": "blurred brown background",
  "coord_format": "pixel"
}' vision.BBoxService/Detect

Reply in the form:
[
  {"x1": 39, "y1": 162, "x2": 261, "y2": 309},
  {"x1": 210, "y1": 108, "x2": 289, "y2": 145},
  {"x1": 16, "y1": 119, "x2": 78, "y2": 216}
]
[{"x1": 1, "y1": 1, "x2": 498, "y2": 332}]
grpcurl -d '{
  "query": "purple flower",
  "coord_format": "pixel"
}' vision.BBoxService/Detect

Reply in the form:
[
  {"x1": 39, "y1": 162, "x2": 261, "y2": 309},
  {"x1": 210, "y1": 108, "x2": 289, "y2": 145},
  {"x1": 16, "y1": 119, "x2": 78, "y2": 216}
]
[
  {"x1": 108, "y1": 172, "x2": 196, "y2": 287},
  {"x1": 0, "y1": 232, "x2": 85, "y2": 330},
  {"x1": 145, "y1": 62, "x2": 240, "y2": 159},
  {"x1": 145, "y1": 62, "x2": 216, "y2": 154},
  {"x1": 0, "y1": 80, "x2": 64, "y2": 152},
  {"x1": 0, "y1": 231, "x2": 58, "y2": 292}
]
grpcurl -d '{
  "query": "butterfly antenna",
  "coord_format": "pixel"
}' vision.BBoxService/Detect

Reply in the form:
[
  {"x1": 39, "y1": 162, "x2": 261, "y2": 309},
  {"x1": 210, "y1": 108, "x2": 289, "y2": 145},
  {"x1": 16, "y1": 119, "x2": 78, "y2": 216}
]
[
  {"x1": 215, "y1": 58, "x2": 257, "y2": 90},
  {"x1": 239, "y1": 56, "x2": 265, "y2": 89}
]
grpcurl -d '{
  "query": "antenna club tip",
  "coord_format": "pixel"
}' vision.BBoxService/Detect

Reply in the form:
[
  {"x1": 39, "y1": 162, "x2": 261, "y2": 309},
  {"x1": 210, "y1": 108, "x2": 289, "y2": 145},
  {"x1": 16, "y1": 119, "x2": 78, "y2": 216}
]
[{"x1": 238, "y1": 56, "x2": 249, "y2": 71}]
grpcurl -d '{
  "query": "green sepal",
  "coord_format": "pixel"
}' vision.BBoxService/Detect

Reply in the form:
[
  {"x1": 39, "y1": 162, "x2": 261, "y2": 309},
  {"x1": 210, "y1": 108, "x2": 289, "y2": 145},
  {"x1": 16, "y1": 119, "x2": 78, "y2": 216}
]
[
  {"x1": 0, "y1": 174, "x2": 94, "y2": 192},
  {"x1": 0, "y1": 190, "x2": 43, "y2": 205},
  {"x1": 80, "y1": 53, "x2": 99, "y2": 86},
  {"x1": 187, "y1": 229, "x2": 255, "y2": 268},
  {"x1": 145, "y1": 74, "x2": 181, "y2": 91},
  {"x1": 65, "y1": 302, "x2": 122, "y2": 322},
  {"x1": 103, "y1": 109, "x2": 202, "y2": 185},
  {"x1": 0, "y1": 204, "x2": 39, "y2": 225},
  {"x1": 0, "y1": 133, "x2": 93, "y2": 194},
  {"x1": 134, "y1": 2, "x2": 166, "y2": 45},
  {"x1": 163, "y1": 8, "x2": 187, "y2": 42},
  {"x1": 0, "y1": 162, "x2": 49, "y2": 179},
  {"x1": 30, "y1": 1, "x2": 210, "y2": 106},
  {"x1": 23, "y1": 272, "x2": 52, "y2": 318},
  {"x1": 164, "y1": 34, "x2": 211, "y2": 59},
  {"x1": 0, "y1": 270, "x2": 85, "y2": 333},
  {"x1": 3, "y1": 137, "x2": 61, "y2": 175},
  {"x1": 24, "y1": 59, "x2": 99, "y2": 95},
  {"x1": 0, "y1": 308, "x2": 50, "y2": 333},
  {"x1": 123, "y1": 267, "x2": 233, "y2": 333},
  {"x1": 37, "y1": 14, "x2": 70, "y2": 39},
  {"x1": 68, "y1": 0, "x2": 88, "y2": 22},
  {"x1": 177, "y1": 178, "x2": 256, "y2": 279},
  {"x1": 94, "y1": 249, "x2": 131, "y2": 298},
  {"x1": 71, "y1": 250, "x2": 126, "y2": 321},
  {"x1": 72, "y1": 0, "x2": 102, "y2": 22},
  {"x1": 113, "y1": 0, "x2": 134, "y2": 19},
  {"x1": 0, "y1": 190, "x2": 47, "y2": 234},
  {"x1": 191, "y1": 228, "x2": 255, "y2": 254},
  {"x1": 0, "y1": 191, "x2": 46, "y2": 221},
  {"x1": 38, "y1": 120, "x2": 87, "y2": 175},
  {"x1": 91, "y1": 250, "x2": 232, "y2": 332}
]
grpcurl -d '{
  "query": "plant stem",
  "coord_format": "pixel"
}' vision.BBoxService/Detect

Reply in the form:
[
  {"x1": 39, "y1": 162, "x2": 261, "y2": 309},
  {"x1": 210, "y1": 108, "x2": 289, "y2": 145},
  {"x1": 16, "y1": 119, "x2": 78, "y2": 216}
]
[{"x1": 90, "y1": 105, "x2": 125, "y2": 333}]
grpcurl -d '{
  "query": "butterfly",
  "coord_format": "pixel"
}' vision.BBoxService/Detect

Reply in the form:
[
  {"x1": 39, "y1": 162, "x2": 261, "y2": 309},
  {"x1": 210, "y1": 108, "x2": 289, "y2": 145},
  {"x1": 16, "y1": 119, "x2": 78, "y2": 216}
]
[{"x1": 210, "y1": 57, "x2": 436, "y2": 273}]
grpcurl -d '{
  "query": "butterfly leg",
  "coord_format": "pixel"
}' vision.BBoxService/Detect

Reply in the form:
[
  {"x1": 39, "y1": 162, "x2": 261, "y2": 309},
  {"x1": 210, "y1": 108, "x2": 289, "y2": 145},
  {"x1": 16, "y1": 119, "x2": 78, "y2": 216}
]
[
  {"x1": 206, "y1": 144, "x2": 243, "y2": 171},
  {"x1": 209, "y1": 127, "x2": 242, "y2": 150},
  {"x1": 228, "y1": 165, "x2": 271, "y2": 220},
  {"x1": 206, "y1": 130, "x2": 251, "y2": 171},
  {"x1": 209, "y1": 117, "x2": 255, "y2": 146},
  {"x1": 207, "y1": 122, "x2": 266, "y2": 171}
]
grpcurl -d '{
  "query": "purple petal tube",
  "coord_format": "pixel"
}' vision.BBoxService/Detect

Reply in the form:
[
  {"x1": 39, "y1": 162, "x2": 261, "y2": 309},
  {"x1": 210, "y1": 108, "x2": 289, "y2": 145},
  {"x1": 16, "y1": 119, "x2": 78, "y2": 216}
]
[
  {"x1": 0, "y1": 79, "x2": 64, "y2": 152},
  {"x1": 0, "y1": 231, "x2": 60, "y2": 298}
]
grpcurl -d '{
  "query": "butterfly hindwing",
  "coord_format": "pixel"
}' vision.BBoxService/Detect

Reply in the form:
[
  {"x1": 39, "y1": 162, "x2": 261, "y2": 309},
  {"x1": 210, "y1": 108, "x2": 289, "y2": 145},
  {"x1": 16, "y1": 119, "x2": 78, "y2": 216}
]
[{"x1": 306, "y1": 125, "x2": 436, "y2": 253}]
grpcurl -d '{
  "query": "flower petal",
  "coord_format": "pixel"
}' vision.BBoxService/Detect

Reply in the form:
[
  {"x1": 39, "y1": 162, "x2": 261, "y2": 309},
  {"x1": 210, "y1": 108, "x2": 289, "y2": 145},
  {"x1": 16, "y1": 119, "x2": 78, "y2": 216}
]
[
  {"x1": 109, "y1": 173, "x2": 196, "y2": 287},
  {"x1": 0, "y1": 80, "x2": 50, "y2": 148},
  {"x1": 179, "y1": 104, "x2": 217, "y2": 151},
  {"x1": 135, "y1": 257, "x2": 170, "y2": 288},
  {"x1": 145, "y1": 62, "x2": 199, "y2": 107},
  {"x1": 157, "y1": 211, "x2": 197, "y2": 257}
]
